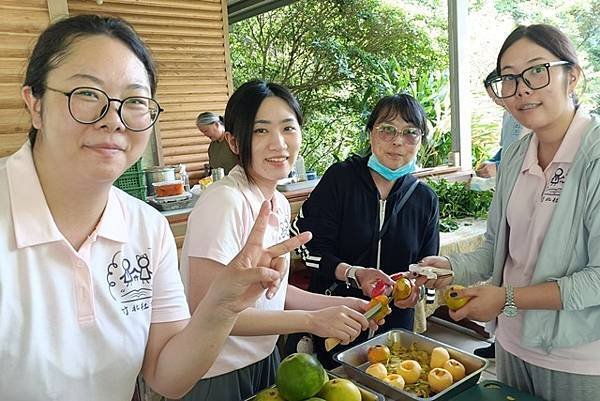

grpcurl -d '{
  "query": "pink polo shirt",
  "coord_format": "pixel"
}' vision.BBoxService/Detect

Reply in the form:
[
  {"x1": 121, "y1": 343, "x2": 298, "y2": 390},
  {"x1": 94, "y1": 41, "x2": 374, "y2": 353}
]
[
  {"x1": 180, "y1": 165, "x2": 290, "y2": 378},
  {"x1": 497, "y1": 108, "x2": 600, "y2": 374},
  {"x1": 0, "y1": 142, "x2": 190, "y2": 401}
]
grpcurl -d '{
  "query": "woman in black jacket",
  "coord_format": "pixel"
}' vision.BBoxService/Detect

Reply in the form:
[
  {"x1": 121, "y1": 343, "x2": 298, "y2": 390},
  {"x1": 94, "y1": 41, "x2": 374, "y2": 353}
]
[{"x1": 291, "y1": 93, "x2": 440, "y2": 367}]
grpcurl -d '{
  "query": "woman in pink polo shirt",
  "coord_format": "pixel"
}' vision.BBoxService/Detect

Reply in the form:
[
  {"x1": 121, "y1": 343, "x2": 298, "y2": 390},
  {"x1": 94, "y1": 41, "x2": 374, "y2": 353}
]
[
  {"x1": 418, "y1": 25, "x2": 600, "y2": 400},
  {"x1": 0, "y1": 15, "x2": 310, "y2": 401},
  {"x1": 180, "y1": 80, "x2": 398, "y2": 401}
]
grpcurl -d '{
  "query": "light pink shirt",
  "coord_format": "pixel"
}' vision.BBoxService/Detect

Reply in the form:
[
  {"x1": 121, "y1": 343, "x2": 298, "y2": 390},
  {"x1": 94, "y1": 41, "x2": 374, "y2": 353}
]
[
  {"x1": 180, "y1": 165, "x2": 290, "y2": 378},
  {"x1": 0, "y1": 142, "x2": 190, "y2": 400},
  {"x1": 497, "y1": 108, "x2": 600, "y2": 374}
]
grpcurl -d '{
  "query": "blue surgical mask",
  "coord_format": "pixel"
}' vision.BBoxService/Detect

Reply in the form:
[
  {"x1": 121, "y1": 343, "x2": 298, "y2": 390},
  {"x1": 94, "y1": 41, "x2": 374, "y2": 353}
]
[{"x1": 368, "y1": 153, "x2": 416, "y2": 181}]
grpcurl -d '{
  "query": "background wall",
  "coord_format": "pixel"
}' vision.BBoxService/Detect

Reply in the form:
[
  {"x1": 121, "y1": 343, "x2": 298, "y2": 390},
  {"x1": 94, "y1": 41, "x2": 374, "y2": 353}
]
[{"x1": 0, "y1": 0, "x2": 233, "y2": 182}]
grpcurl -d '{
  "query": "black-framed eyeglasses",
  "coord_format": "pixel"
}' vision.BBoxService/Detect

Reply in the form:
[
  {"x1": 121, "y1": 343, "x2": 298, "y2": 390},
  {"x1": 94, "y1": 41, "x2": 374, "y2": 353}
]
[
  {"x1": 374, "y1": 124, "x2": 422, "y2": 145},
  {"x1": 488, "y1": 60, "x2": 572, "y2": 99},
  {"x1": 46, "y1": 86, "x2": 164, "y2": 132}
]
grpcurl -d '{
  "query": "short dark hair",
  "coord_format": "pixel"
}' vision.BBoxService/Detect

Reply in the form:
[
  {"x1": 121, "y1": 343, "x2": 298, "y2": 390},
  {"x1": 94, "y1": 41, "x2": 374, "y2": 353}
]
[
  {"x1": 366, "y1": 93, "x2": 429, "y2": 138},
  {"x1": 496, "y1": 24, "x2": 580, "y2": 105},
  {"x1": 23, "y1": 14, "x2": 157, "y2": 147},
  {"x1": 483, "y1": 69, "x2": 498, "y2": 88},
  {"x1": 223, "y1": 80, "x2": 303, "y2": 179}
]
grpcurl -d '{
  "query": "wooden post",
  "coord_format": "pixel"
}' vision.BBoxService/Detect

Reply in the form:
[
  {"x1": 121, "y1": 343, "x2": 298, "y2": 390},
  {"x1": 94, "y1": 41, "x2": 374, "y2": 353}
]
[
  {"x1": 448, "y1": 0, "x2": 472, "y2": 171},
  {"x1": 46, "y1": 0, "x2": 69, "y2": 22}
]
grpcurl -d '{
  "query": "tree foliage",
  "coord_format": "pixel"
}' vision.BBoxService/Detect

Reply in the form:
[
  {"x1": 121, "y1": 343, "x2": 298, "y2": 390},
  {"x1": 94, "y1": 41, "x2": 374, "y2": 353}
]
[{"x1": 230, "y1": 0, "x2": 448, "y2": 173}]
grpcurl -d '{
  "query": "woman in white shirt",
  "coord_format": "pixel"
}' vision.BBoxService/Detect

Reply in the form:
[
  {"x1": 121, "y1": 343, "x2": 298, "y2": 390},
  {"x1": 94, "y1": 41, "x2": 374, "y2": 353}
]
[
  {"x1": 0, "y1": 15, "x2": 309, "y2": 401},
  {"x1": 180, "y1": 80, "x2": 399, "y2": 401}
]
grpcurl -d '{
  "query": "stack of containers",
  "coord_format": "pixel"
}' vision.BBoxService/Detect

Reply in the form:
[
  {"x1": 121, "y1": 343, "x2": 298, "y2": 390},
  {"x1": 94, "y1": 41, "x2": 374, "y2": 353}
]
[{"x1": 113, "y1": 159, "x2": 147, "y2": 201}]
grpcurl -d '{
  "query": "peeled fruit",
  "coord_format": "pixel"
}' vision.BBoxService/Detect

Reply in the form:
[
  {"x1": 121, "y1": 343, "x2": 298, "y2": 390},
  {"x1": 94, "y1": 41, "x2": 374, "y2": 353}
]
[
  {"x1": 317, "y1": 378, "x2": 361, "y2": 401},
  {"x1": 430, "y1": 346, "x2": 451, "y2": 369},
  {"x1": 397, "y1": 360, "x2": 422, "y2": 384},
  {"x1": 367, "y1": 295, "x2": 391, "y2": 321},
  {"x1": 254, "y1": 388, "x2": 286, "y2": 401},
  {"x1": 443, "y1": 359, "x2": 466, "y2": 381},
  {"x1": 428, "y1": 368, "x2": 454, "y2": 393},
  {"x1": 365, "y1": 362, "x2": 388, "y2": 379},
  {"x1": 392, "y1": 277, "x2": 412, "y2": 301},
  {"x1": 367, "y1": 344, "x2": 391, "y2": 364},
  {"x1": 444, "y1": 285, "x2": 471, "y2": 310},
  {"x1": 383, "y1": 373, "x2": 405, "y2": 389},
  {"x1": 275, "y1": 353, "x2": 328, "y2": 401}
]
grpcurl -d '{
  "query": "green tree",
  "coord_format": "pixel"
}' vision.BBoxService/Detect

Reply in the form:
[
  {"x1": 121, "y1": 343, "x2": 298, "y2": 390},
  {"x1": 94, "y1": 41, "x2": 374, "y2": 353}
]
[{"x1": 230, "y1": 0, "x2": 448, "y2": 173}]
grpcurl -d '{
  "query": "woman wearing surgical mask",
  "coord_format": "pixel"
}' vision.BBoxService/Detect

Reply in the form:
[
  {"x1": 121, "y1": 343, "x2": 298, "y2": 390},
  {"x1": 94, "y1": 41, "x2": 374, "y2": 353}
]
[{"x1": 292, "y1": 93, "x2": 439, "y2": 368}]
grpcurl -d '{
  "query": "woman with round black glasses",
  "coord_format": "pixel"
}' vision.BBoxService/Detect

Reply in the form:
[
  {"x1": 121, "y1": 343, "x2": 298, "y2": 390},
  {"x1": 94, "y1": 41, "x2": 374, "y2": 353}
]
[
  {"x1": 291, "y1": 93, "x2": 439, "y2": 368},
  {"x1": 0, "y1": 14, "x2": 310, "y2": 400},
  {"x1": 418, "y1": 24, "x2": 600, "y2": 401}
]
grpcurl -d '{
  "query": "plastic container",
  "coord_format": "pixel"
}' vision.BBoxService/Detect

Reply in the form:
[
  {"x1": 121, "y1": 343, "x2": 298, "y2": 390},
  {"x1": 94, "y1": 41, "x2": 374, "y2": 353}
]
[
  {"x1": 178, "y1": 164, "x2": 190, "y2": 192},
  {"x1": 152, "y1": 180, "x2": 185, "y2": 197},
  {"x1": 114, "y1": 159, "x2": 146, "y2": 201},
  {"x1": 295, "y1": 154, "x2": 307, "y2": 181}
]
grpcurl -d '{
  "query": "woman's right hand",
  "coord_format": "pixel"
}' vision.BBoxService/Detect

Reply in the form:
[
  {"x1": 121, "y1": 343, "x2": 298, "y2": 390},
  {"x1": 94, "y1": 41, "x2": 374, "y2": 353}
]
[
  {"x1": 308, "y1": 306, "x2": 369, "y2": 345},
  {"x1": 417, "y1": 256, "x2": 454, "y2": 289},
  {"x1": 205, "y1": 202, "x2": 312, "y2": 318}
]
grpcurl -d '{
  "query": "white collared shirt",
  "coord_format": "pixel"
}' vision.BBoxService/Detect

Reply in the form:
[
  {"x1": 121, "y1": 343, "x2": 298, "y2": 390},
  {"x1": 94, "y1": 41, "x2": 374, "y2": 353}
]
[
  {"x1": 181, "y1": 165, "x2": 290, "y2": 378},
  {"x1": 0, "y1": 142, "x2": 190, "y2": 401}
]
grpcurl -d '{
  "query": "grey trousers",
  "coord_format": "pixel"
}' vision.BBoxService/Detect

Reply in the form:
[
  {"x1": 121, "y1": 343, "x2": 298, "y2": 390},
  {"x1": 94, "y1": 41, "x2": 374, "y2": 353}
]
[
  {"x1": 181, "y1": 349, "x2": 280, "y2": 401},
  {"x1": 496, "y1": 342, "x2": 600, "y2": 401}
]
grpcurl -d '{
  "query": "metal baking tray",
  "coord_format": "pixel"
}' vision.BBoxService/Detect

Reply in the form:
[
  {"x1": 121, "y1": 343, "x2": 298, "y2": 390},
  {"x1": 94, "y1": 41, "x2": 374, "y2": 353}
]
[
  {"x1": 334, "y1": 329, "x2": 488, "y2": 401},
  {"x1": 244, "y1": 369, "x2": 384, "y2": 401}
]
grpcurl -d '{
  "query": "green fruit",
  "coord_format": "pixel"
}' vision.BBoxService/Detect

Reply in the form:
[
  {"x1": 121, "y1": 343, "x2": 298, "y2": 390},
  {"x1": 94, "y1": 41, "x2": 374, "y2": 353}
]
[
  {"x1": 304, "y1": 398, "x2": 327, "y2": 401},
  {"x1": 254, "y1": 387, "x2": 285, "y2": 401},
  {"x1": 276, "y1": 353, "x2": 328, "y2": 401},
  {"x1": 318, "y1": 378, "x2": 361, "y2": 401}
]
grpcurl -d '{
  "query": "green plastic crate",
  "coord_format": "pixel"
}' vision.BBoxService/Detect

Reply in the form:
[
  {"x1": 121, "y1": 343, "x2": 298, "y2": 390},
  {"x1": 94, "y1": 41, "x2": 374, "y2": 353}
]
[{"x1": 114, "y1": 159, "x2": 146, "y2": 201}]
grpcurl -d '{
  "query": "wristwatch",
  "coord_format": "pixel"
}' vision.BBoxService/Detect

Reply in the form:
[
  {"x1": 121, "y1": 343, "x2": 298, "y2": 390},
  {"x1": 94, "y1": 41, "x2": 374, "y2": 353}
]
[
  {"x1": 345, "y1": 266, "x2": 362, "y2": 289},
  {"x1": 502, "y1": 286, "x2": 518, "y2": 317}
]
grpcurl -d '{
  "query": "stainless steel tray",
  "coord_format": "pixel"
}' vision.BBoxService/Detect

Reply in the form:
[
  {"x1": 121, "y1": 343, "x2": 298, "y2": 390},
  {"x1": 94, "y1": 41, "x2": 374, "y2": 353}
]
[
  {"x1": 334, "y1": 329, "x2": 488, "y2": 401},
  {"x1": 244, "y1": 369, "x2": 384, "y2": 401}
]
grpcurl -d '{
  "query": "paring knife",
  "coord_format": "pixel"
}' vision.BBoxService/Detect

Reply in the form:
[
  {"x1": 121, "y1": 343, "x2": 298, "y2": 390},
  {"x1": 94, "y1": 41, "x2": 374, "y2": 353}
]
[{"x1": 324, "y1": 302, "x2": 383, "y2": 352}]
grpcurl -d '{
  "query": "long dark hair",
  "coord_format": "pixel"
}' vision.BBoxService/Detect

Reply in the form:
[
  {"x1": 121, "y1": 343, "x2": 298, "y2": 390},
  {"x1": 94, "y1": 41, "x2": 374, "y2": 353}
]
[
  {"x1": 23, "y1": 14, "x2": 157, "y2": 146},
  {"x1": 223, "y1": 80, "x2": 303, "y2": 178}
]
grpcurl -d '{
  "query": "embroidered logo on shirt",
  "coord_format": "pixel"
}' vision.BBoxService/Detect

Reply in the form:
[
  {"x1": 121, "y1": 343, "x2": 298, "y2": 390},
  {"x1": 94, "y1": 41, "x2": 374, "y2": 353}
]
[
  {"x1": 542, "y1": 167, "x2": 567, "y2": 203},
  {"x1": 106, "y1": 250, "x2": 153, "y2": 315}
]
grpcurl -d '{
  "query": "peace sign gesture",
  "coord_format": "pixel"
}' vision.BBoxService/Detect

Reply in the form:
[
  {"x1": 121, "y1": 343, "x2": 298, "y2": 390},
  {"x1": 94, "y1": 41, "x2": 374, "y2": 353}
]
[{"x1": 205, "y1": 201, "x2": 312, "y2": 317}]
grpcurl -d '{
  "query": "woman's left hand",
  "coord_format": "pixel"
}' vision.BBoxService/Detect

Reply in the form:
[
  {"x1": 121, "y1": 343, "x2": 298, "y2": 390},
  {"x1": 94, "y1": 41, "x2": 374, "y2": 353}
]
[
  {"x1": 448, "y1": 285, "x2": 505, "y2": 322},
  {"x1": 393, "y1": 274, "x2": 429, "y2": 309}
]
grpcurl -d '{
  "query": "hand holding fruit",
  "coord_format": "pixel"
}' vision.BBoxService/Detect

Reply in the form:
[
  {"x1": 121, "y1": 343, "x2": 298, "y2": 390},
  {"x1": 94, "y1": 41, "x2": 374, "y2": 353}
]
[
  {"x1": 418, "y1": 256, "x2": 454, "y2": 289},
  {"x1": 351, "y1": 298, "x2": 385, "y2": 332},
  {"x1": 207, "y1": 202, "x2": 312, "y2": 317},
  {"x1": 353, "y1": 267, "x2": 395, "y2": 297},
  {"x1": 308, "y1": 305, "x2": 368, "y2": 345},
  {"x1": 447, "y1": 285, "x2": 506, "y2": 322},
  {"x1": 391, "y1": 274, "x2": 429, "y2": 309}
]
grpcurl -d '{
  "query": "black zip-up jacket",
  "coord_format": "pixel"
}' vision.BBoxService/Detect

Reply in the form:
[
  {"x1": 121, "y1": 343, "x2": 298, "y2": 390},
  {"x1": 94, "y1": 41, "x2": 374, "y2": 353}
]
[{"x1": 291, "y1": 155, "x2": 439, "y2": 331}]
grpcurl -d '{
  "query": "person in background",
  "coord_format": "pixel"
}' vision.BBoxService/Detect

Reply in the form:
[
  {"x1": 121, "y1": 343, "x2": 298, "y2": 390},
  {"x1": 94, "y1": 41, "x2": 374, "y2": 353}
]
[
  {"x1": 292, "y1": 93, "x2": 439, "y2": 368},
  {"x1": 419, "y1": 24, "x2": 600, "y2": 401},
  {"x1": 180, "y1": 80, "x2": 385, "y2": 401},
  {"x1": 0, "y1": 15, "x2": 310, "y2": 401},
  {"x1": 476, "y1": 70, "x2": 525, "y2": 178},
  {"x1": 196, "y1": 111, "x2": 238, "y2": 174}
]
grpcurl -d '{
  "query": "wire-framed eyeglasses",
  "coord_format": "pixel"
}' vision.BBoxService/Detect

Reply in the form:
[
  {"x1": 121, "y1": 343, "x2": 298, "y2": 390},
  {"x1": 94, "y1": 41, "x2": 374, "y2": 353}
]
[
  {"x1": 374, "y1": 124, "x2": 422, "y2": 145},
  {"x1": 46, "y1": 86, "x2": 164, "y2": 132},
  {"x1": 488, "y1": 60, "x2": 572, "y2": 99}
]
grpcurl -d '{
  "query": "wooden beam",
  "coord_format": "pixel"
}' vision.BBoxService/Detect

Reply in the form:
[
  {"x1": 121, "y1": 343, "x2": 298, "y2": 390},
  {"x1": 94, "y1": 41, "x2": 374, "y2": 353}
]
[{"x1": 47, "y1": 0, "x2": 69, "y2": 22}]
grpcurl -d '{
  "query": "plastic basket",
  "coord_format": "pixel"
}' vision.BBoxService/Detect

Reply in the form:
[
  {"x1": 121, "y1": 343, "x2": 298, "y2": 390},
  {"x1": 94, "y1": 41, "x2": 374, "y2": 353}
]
[
  {"x1": 114, "y1": 159, "x2": 146, "y2": 201},
  {"x1": 122, "y1": 186, "x2": 147, "y2": 202}
]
